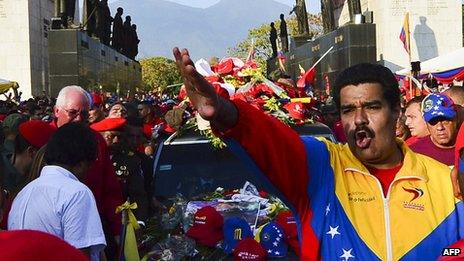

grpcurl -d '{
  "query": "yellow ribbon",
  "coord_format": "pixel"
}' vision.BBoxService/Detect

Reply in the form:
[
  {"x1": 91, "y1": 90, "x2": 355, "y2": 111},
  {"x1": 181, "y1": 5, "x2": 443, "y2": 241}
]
[
  {"x1": 290, "y1": 97, "x2": 312, "y2": 103},
  {"x1": 116, "y1": 201, "x2": 140, "y2": 230}
]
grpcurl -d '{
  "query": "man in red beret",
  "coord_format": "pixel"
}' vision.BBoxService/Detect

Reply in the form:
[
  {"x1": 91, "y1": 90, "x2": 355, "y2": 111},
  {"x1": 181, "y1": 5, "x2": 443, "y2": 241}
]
[
  {"x1": 0, "y1": 120, "x2": 55, "y2": 229},
  {"x1": 52, "y1": 85, "x2": 123, "y2": 258},
  {"x1": 90, "y1": 117, "x2": 149, "y2": 222},
  {"x1": 91, "y1": 117, "x2": 127, "y2": 148},
  {"x1": 4, "y1": 120, "x2": 55, "y2": 196}
]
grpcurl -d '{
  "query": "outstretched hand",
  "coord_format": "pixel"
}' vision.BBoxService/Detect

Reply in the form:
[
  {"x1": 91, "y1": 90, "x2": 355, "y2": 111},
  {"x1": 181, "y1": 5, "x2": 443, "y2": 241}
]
[{"x1": 173, "y1": 47, "x2": 237, "y2": 131}]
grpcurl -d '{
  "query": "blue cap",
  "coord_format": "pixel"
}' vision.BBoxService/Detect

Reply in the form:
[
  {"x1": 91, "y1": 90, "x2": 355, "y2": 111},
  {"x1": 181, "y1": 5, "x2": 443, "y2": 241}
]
[
  {"x1": 222, "y1": 217, "x2": 253, "y2": 254},
  {"x1": 259, "y1": 222, "x2": 288, "y2": 258},
  {"x1": 422, "y1": 93, "x2": 456, "y2": 122}
]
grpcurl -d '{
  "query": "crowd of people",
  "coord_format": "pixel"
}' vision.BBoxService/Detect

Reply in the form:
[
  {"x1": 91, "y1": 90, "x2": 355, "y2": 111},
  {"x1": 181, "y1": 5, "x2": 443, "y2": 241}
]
[
  {"x1": 1, "y1": 47, "x2": 464, "y2": 259},
  {"x1": 0, "y1": 87, "x2": 180, "y2": 259}
]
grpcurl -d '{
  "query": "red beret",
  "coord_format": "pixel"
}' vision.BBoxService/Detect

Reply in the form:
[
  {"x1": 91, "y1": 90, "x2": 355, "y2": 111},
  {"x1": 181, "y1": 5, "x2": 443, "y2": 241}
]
[
  {"x1": 90, "y1": 117, "x2": 126, "y2": 132},
  {"x1": 19, "y1": 120, "x2": 56, "y2": 148},
  {"x1": 0, "y1": 230, "x2": 87, "y2": 260}
]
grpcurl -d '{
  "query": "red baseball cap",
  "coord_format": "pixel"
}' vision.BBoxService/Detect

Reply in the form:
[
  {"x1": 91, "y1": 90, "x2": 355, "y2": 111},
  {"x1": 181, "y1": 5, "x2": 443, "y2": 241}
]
[
  {"x1": 275, "y1": 210, "x2": 300, "y2": 255},
  {"x1": 0, "y1": 230, "x2": 87, "y2": 260},
  {"x1": 186, "y1": 206, "x2": 224, "y2": 247},
  {"x1": 233, "y1": 238, "x2": 267, "y2": 261},
  {"x1": 283, "y1": 102, "x2": 306, "y2": 120},
  {"x1": 19, "y1": 120, "x2": 56, "y2": 148},
  {"x1": 90, "y1": 117, "x2": 126, "y2": 132}
]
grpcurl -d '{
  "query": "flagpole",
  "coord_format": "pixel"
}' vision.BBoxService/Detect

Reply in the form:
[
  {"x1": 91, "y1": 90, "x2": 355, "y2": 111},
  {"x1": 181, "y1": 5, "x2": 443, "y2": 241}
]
[
  {"x1": 310, "y1": 46, "x2": 334, "y2": 71},
  {"x1": 406, "y1": 12, "x2": 414, "y2": 97}
]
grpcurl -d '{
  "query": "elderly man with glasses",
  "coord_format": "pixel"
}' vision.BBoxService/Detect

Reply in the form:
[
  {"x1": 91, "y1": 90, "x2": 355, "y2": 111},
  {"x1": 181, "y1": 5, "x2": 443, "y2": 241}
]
[{"x1": 51, "y1": 85, "x2": 123, "y2": 259}]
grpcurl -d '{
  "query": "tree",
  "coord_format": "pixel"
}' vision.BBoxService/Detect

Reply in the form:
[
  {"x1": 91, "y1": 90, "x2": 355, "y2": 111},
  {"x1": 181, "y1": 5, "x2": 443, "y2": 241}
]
[
  {"x1": 228, "y1": 13, "x2": 323, "y2": 71},
  {"x1": 140, "y1": 57, "x2": 182, "y2": 93}
]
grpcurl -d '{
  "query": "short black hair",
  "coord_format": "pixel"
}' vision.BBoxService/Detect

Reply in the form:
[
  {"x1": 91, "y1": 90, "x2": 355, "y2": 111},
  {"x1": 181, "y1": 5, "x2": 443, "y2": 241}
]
[
  {"x1": 405, "y1": 95, "x2": 425, "y2": 109},
  {"x1": 333, "y1": 63, "x2": 400, "y2": 111},
  {"x1": 45, "y1": 123, "x2": 97, "y2": 167}
]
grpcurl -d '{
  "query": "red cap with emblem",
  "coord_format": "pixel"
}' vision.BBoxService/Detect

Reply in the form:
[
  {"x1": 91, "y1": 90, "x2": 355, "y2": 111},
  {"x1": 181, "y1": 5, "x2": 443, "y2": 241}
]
[
  {"x1": 233, "y1": 238, "x2": 267, "y2": 261},
  {"x1": 186, "y1": 206, "x2": 224, "y2": 247},
  {"x1": 283, "y1": 102, "x2": 306, "y2": 120},
  {"x1": 275, "y1": 210, "x2": 300, "y2": 255}
]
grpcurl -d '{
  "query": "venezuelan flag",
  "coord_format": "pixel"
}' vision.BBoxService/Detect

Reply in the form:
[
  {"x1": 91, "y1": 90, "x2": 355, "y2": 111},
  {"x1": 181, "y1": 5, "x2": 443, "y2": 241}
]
[{"x1": 399, "y1": 12, "x2": 410, "y2": 54}]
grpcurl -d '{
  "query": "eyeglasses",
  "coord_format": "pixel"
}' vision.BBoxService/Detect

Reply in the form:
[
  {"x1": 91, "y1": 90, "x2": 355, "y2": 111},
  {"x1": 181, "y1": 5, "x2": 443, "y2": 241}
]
[{"x1": 64, "y1": 108, "x2": 89, "y2": 119}]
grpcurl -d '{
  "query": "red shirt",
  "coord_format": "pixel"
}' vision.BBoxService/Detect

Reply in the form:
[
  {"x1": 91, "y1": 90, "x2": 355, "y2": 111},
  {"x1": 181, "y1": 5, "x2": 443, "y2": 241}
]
[
  {"x1": 50, "y1": 121, "x2": 123, "y2": 236},
  {"x1": 405, "y1": 136, "x2": 420, "y2": 146},
  {"x1": 409, "y1": 136, "x2": 455, "y2": 166},
  {"x1": 367, "y1": 164, "x2": 403, "y2": 197},
  {"x1": 143, "y1": 117, "x2": 163, "y2": 139}
]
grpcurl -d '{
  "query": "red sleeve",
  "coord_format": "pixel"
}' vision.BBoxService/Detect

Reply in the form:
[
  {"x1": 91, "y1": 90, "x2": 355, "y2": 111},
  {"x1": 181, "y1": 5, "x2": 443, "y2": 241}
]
[
  {"x1": 220, "y1": 99, "x2": 310, "y2": 212},
  {"x1": 86, "y1": 133, "x2": 123, "y2": 236},
  {"x1": 455, "y1": 124, "x2": 464, "y2": 167}
]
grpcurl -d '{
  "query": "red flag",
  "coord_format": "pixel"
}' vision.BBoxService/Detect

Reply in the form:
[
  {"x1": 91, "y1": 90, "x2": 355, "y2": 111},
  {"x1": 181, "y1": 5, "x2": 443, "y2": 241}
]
[{"x1": 297, "y1": 68, "x2": 316, "y2": 89}]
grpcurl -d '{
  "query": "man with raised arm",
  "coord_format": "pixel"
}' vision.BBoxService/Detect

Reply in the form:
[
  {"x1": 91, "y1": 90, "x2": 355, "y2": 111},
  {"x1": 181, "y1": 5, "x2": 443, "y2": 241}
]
[{"x1": 173, "y1": 47, "x2": 464, "y2": 260}]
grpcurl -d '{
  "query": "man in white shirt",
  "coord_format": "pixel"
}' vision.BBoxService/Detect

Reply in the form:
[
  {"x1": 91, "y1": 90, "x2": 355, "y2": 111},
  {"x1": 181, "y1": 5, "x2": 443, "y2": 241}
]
[{"x1": 8, "y1": 122, "x2": 106, "y2": 260}]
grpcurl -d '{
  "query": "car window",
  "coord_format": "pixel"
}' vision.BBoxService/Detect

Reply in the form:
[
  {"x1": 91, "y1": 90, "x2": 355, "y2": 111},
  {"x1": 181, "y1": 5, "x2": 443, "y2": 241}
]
[{"x1": 153, "y1": 142, "x2": 262, "y2": 198}]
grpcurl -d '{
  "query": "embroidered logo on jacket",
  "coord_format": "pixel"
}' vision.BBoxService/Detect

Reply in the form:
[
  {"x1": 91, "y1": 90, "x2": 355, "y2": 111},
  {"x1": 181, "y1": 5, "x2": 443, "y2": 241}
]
[{"x1": 402, "y1": 187, "x2": 425, "y2": 211}]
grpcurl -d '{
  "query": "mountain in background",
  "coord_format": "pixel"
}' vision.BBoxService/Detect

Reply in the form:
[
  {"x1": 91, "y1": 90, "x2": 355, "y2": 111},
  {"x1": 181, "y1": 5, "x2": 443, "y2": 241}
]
[{"x1": 109, "y1": 0, "x2": 292, "y2": 60}]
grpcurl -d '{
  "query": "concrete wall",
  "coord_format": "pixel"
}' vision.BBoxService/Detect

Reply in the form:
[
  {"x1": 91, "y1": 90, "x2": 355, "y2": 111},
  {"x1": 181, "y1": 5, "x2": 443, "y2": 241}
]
[
  {"x1": 49, "y1": 29, "x2": 142, "y2": 97},
  {"x1": 0, "y1": 0, "x2": 54, "y2": 99},
  {"x1": 333, "y1": 0, "x2": 462, "y2": 72}
]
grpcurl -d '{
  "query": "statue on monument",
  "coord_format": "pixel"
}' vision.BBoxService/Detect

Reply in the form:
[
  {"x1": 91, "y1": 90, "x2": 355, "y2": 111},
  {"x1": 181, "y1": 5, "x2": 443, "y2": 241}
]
[
  {"x1": 122, "y1": 16, "x2": 133, "y2": 57},
  {"x1": 112, "y1": 7, "x2": 124, "y2": 52},
  {"x1": 130, "y1": 24, "x2": 140, "y2": 60},
  {"x1": 96, "y1": 0, "x2": 113, "y2": 45},
  {"x1": 290, "y1": 0, "x2": 310, "y2": 36},
  {"x1": 55, "y1": 0, "x2": 78, "y2": 28},
  {"x1": 320, "y1": 0, "x2": 335, "y2": 33},
  {"x1": 83, "y1": 0, "x2": 98, "y2": 36},
  {"x1": 279, "y1": 14, "x2": 288, "y2": 52},
  {"x1": 269, "y1": 22, "x2": 278, "y2": 58}
]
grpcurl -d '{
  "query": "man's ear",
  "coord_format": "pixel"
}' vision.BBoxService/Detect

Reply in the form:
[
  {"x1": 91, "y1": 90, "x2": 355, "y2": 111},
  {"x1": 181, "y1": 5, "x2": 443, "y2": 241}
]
[
  {"x1": 53, "y1": 106, "x2": 60, "y2": 117},
  {"x1": 27, "y1": 146, "x2": 37, "y2": 159}
]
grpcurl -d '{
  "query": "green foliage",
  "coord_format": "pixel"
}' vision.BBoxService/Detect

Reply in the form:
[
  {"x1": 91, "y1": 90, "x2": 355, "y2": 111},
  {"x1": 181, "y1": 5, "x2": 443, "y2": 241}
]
[
  {"x1": 140, "y1": 57, "x2": 182, "y2": 94},
  {"x1": 288, "y1": 13, "x2": 324, "y2": 39},
  {"x1": 227, "y1": 23, "x2": 271, "y2": 71}
]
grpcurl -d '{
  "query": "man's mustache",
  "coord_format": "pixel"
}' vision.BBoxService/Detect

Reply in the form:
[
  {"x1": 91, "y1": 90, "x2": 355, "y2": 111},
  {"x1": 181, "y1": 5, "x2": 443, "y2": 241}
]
[{"x1": 349, "y1": 126, "x2": 375, "y2": 139}]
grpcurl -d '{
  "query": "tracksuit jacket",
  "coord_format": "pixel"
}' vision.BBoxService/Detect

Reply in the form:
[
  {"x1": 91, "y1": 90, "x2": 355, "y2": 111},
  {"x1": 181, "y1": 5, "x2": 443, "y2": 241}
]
[{"x1": 223, "y1": 100, "x2": 464, "y2": 260}]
